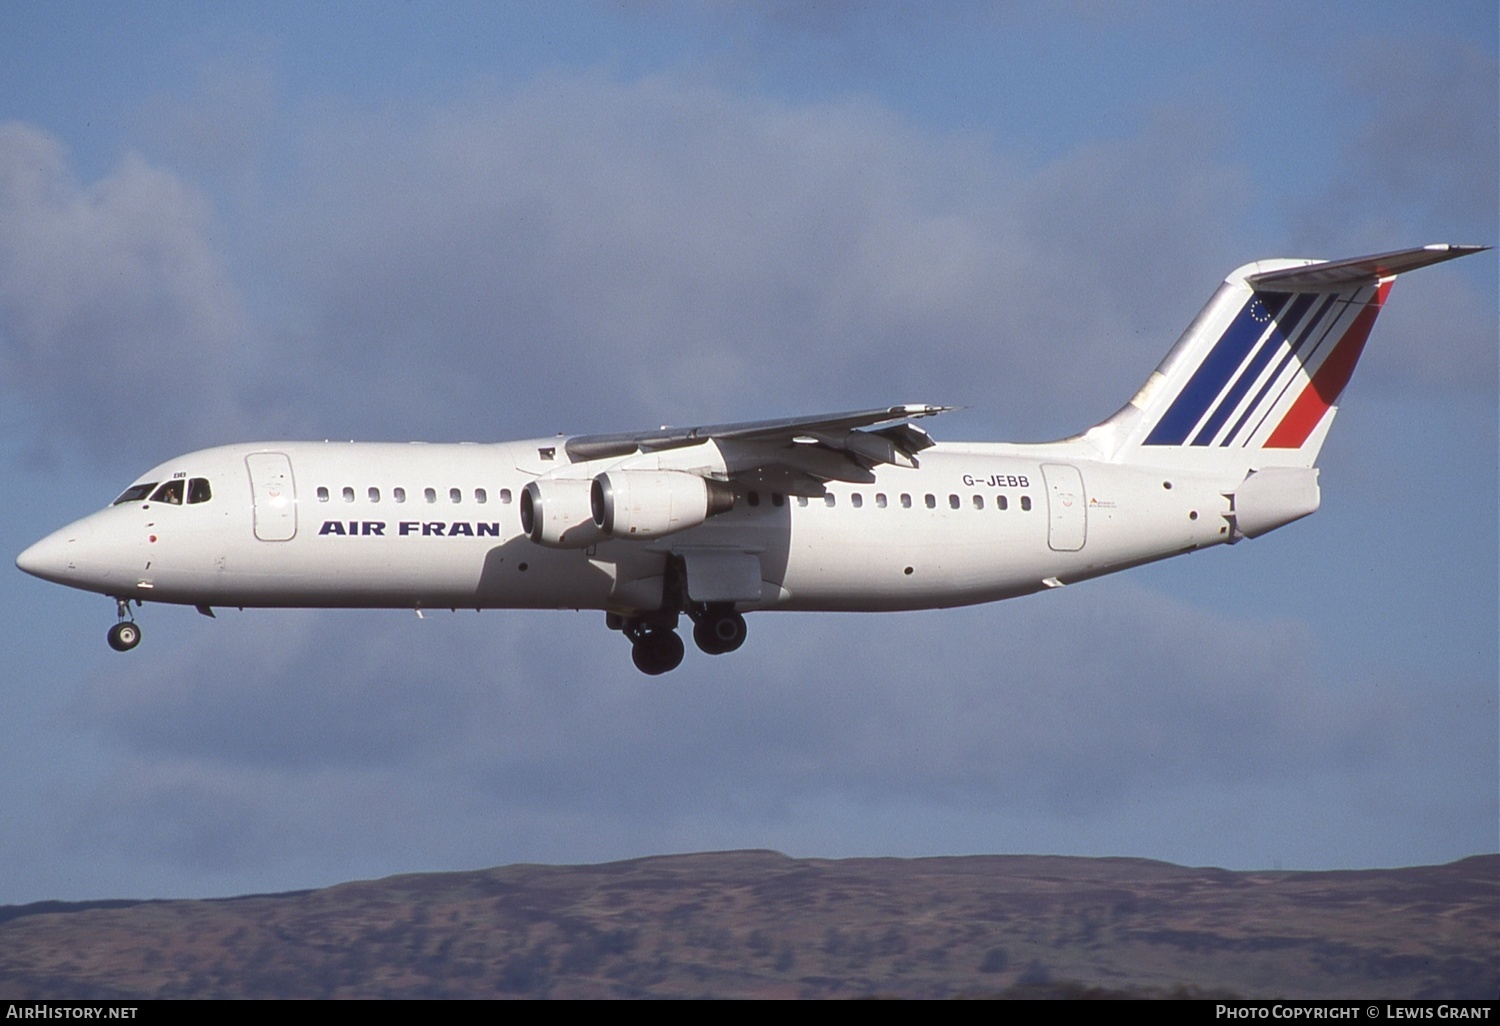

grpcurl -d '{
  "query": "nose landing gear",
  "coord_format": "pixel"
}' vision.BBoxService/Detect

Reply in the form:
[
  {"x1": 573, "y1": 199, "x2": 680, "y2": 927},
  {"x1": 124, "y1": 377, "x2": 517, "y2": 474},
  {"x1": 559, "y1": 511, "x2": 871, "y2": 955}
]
[{"x1": 107, "y1": 599, "x2": 141, "y2": 652}]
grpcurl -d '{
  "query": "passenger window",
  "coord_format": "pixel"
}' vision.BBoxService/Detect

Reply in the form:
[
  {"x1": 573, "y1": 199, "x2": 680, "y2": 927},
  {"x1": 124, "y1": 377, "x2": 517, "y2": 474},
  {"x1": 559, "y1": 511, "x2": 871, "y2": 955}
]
[
  {"x1": 368, "y1": 487, "x2": 380, "y2": 503},
  {"x1": 394, "y1": 487, "x2": 406, "y2": 504},
  {"x1": 900, "y1": 493, "x2": 912, "y2": 508},
  {"x1": 424, "y1": 488, "x2": 437, "y2": 504},
  {"x1": 475, "y1": 488, "x2": 487, "y2": 504},
  {"x1": 317, "y1": 486, "x2": 330, "y2": 503},
  {"x1": 113, "y1": 483, "x2": 158, "y2": 505},
  {"x1": 925, "y1": 494, "x2": 936, "y2": 509},
  {"x1": 150, "y1": 480, "x2": 184, "y2": 505},
  {"x1": 875, "y1": 493, "x2": 887, "y2": 508},
  {"x1": 996, "y1": 495, "x2": 1008, "y2": 511},
  {"x1": 187, "y1": 478, "x2": 212, "y2": 504},
  {"x1": 499, "y1": 488, "x2": 512, "y2": 504},
  {"x1": 851, "y1": 493, "x2": 863, "y2": 509},
  {"x1": 796, "y1": 495, "x2": 809, "y2": 507},
  {"x1": 824, "y1": 494, "x2": 836, "y2": 507},
  {"x1": 772, "y1": 492, "x2": 785, "y2": 507},
  {"x1": 450, "y1": 487, "x2": 462, "y2": 504},
  {"x1": 948, "y1": 494, "x2": 960, "y2": 509},
  {"x1": 972, "y1": 495, "x2": 983, "y2": 509},
  {"x1": 342, "y1": 487, "x2": 355, "y2": 503},
  {"x1": 1021, "y1": 495, "x2": 1032, "y2": 511},
  {"x1": 747, "y1": 491, "x2": 760, "y2": 507}
]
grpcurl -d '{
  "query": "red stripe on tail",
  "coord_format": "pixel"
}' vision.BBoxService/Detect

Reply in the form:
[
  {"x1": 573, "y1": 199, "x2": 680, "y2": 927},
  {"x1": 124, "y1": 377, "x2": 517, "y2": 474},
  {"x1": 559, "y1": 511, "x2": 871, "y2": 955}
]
[{"x1": 1265, "y1": 281, "x2": 1392, "y2": 449}]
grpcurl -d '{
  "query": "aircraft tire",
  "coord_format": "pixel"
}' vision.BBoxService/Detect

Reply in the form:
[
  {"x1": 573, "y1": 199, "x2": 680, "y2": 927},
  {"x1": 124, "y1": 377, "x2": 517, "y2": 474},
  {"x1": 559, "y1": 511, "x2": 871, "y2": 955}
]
[
  {"x1": 107, "y1": 621, "x2": 141, "y2": 652},
  {"x1": 632, "y1": 630, "x2": 684, "y2": 675},
  {"x1": 693, "y1": 611, "x2": 747, "y2": 655}
]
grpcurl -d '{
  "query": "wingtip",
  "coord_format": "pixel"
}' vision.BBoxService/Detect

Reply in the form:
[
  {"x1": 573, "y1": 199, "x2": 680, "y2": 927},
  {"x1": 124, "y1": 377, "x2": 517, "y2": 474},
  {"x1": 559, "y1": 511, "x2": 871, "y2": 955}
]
[{"x1": 894, "y1": 403, "x2": 961, "y2": 419}]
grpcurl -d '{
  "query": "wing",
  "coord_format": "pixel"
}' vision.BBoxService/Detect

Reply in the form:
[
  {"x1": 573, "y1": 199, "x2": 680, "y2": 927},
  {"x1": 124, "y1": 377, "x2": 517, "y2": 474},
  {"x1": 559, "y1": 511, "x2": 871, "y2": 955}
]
[{"x1": 566, "y1": 404, "x2": 956, "y2": 493}]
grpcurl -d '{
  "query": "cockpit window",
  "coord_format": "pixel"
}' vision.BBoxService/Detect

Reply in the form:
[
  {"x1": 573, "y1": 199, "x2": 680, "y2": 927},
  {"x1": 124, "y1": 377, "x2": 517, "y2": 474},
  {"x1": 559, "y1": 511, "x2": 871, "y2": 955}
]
[
  {"x1": 149, "y1": 480, "x2": 185, "y2": 505},
  {"x1": 187, "y1": 478, "x2": 212, "y2": 504},
  {"x1": 112, "y1": 483, "x2": 157, "y2": 505}
]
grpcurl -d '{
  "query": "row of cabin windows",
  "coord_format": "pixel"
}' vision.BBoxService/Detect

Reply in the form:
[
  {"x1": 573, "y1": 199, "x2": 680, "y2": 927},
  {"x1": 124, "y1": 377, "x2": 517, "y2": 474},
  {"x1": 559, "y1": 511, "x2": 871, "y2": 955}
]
[
  {"x1": 744, "y1": 490, "x2": 1032, "y2": 512},
  {"x1": 311, "y1": 483, "x2": 1028, "y2": 512},
  {"x1": 315, "y1": 486, "x2": 514, "y2": 505}
]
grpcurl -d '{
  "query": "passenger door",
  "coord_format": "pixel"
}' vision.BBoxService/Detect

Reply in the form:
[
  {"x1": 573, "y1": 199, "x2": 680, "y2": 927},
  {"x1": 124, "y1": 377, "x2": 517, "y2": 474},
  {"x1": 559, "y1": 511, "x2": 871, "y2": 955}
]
[
  {"x1": 1041, "y1": 463, "x2": 1087, "y2": 552},
  {"x1": 246, "y1": 452, "x2": 297, "y2": 541}
]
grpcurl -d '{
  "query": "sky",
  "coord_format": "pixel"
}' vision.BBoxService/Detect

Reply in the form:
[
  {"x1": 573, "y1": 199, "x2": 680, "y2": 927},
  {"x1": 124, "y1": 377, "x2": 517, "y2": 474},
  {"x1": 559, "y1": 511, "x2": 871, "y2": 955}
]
[{"x1": 0, "y1": 1, "x2": 1494, "y2": 905}]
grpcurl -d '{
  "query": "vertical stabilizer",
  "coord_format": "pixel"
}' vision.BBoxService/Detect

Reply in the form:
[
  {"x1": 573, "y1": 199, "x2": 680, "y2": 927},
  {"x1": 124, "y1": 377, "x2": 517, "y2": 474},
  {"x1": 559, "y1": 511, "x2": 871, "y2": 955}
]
[{"x1": 1086, "y1": 244, "x2": 1486, "y2": 469}]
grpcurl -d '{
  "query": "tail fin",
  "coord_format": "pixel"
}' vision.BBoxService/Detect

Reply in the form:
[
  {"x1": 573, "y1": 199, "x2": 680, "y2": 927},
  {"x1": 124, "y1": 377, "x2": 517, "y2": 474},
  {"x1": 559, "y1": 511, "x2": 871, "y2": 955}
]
[{"x1": 1088, "y1": 244, "x2": 1487, "y2": 468}]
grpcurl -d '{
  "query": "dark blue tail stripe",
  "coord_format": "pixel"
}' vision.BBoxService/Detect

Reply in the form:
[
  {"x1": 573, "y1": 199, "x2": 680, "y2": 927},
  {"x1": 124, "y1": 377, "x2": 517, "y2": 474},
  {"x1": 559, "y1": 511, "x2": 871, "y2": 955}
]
[
  {"x1": 1187, "y1": 292, "x2": 1317, "y2": 446},
  {"x1": 1220, "y1": 293, "x2": 1339, "y2": 446},
  {"x1": 1143, "y1": 293, "x2": 1288, "y2": 446}
]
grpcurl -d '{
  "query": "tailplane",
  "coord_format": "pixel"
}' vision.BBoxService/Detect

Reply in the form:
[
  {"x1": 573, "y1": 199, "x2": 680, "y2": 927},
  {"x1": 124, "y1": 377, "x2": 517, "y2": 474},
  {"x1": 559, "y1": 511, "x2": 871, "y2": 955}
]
[{"x1": 1087, "y1": 244, "x2": 1487, "y2": 469}]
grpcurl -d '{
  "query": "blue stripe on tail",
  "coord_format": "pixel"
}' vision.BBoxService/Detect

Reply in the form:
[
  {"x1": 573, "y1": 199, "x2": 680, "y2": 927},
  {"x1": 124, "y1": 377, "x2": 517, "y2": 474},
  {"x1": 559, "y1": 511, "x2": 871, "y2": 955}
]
[
  {"x1": 1188, "y1": 292, "x2": 1317, "y2": 446},
  {"x1": 1142, "y1": 293, "x2": 1288, "y2": 446}
]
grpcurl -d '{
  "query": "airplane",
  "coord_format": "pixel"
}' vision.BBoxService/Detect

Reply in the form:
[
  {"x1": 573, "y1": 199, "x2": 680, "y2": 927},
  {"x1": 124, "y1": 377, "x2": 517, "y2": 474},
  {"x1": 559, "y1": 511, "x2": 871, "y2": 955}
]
[{"x1": 16, "y1": 244, "x2": 1487, "y2": 674}]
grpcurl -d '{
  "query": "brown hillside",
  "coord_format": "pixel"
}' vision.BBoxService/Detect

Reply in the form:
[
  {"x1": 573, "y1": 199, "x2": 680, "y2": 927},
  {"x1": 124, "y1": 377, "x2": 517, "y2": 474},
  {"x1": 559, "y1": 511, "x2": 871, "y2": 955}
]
[{"x1": 0, "y1": 852, "x2": 1494, "y2": 999}]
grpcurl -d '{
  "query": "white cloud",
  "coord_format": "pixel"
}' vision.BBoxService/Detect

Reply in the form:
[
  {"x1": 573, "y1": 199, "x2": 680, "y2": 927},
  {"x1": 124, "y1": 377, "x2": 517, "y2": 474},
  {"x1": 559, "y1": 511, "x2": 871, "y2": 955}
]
[
  {"x1": 264, "y1": 74, "x2": 1252, "y2": 444},
  {"x1": 0, "y1": 123, "x2": 259, "y2": 460},
  {"x1": 8, "y1": 66, "x2": 1487, "y2": 456}
]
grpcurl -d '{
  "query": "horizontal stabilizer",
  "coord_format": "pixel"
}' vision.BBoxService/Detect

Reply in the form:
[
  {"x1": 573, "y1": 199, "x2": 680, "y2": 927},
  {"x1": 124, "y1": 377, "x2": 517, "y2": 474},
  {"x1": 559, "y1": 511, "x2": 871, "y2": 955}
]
[{"x1": 1245, "y1": 244, "x2": 1488, "y2": 291}]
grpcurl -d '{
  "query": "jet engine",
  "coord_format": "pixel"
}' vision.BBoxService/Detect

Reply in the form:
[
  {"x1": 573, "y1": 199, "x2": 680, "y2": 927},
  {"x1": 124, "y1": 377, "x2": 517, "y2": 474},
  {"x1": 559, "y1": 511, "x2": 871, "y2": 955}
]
[
  {"x1": 520, "y1": 479, "x2": 604, "y2": 548},
  {"x1": 591, "y1": 471, "x2": 736, "y2": 540}
]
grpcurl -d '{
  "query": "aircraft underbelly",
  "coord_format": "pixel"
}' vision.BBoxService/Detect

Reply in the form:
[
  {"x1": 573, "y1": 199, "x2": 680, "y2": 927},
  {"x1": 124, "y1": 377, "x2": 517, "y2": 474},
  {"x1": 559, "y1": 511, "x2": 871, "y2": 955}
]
[
  {"x1": 147, "y1": 532, "x2": 616, "y2": 610},
  {"x1": 769, "y1": 519, "x2": 1036, "y2": 611}
]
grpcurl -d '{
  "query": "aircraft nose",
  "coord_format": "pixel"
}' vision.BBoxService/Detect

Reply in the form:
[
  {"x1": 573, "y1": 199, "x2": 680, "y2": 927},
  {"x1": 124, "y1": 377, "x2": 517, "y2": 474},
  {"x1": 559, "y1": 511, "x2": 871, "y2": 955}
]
[{"x1": 16, "y1": 524, "x2": 86, "y2": 584}]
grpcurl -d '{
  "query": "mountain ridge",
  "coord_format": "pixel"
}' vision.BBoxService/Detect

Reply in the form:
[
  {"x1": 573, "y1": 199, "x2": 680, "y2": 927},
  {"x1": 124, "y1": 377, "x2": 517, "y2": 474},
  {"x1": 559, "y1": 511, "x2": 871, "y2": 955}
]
[{"x1": 2, "y1": 851, "x2": 1494, "y2": 999}]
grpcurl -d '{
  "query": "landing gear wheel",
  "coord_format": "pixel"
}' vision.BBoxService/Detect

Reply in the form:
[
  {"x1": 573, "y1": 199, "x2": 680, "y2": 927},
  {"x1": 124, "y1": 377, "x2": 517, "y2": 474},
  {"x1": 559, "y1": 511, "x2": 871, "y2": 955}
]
[
  {"x1": 692, "y1": 610, "x2": 747, "y2": 655},
  {"x1": 107, "y1": 621, "x2": 141, "y2": 652},
  {"x1": 631, "y1": 630, "x2": 685, "y2": 675}
]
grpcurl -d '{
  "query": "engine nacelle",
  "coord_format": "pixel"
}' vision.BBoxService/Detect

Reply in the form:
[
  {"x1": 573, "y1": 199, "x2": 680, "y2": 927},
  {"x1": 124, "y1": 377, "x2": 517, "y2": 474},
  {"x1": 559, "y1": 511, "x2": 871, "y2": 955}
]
[
  {"x1": 591, "y1": 471, "x2": 736, "y2": 540},
  {"x1": 519, "y1": 478, "x2": 605, "y2": 548}
]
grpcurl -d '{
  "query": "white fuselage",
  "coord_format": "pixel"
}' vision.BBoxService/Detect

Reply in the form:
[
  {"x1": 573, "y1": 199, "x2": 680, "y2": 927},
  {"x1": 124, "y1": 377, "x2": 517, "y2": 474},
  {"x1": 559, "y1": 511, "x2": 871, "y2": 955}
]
[{"x1": 19, "y1": 437, "x2": 1241, "y2": 617}]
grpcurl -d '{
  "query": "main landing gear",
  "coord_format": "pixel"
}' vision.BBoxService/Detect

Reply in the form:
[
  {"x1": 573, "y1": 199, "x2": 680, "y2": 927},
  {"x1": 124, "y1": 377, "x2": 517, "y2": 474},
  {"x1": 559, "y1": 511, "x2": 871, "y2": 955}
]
[
  {"x1": 692, "y1": 604, "x2": 747, "y2": 656},
  {"x1": 107, "y1": 598, "x2": 142, "y2": 652},
  {"x1": 611, "y1": 603, "x2": 750, "y2": 675},
  {"x1": 629, "y1": 624, "x2": 685, "y2": 676}
]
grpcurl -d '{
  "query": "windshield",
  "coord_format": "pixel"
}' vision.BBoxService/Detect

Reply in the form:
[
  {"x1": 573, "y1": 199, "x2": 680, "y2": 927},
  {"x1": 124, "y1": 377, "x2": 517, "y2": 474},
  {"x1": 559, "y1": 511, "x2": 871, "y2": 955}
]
[
  {"x1": 112, "y1": 482, "x2": 157, "y2": 505},
  {"x1": 112, "y1": 477, "x2": 212, "y2": 506}
]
